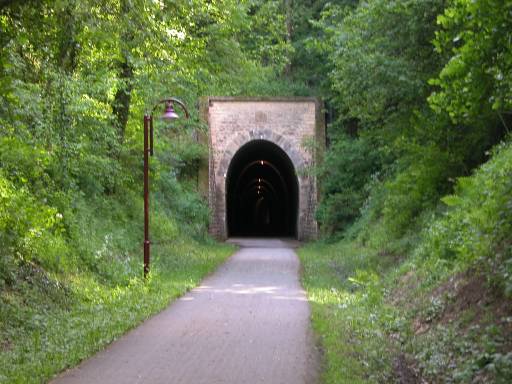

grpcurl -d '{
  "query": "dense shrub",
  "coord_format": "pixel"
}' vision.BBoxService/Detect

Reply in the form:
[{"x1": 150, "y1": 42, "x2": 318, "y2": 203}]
[
  {"x1": 417, "y1": 140, "x2": 512, "y2": 294},
  {"x1": 0, "y1": 170, "x2": 66, "y2": 277},
  {"x1": 380, "y1": 145, "x2": 458, "y2": 239},
  {"x1": 316, "y1": 133, "x2": 381, "y2": 235}
]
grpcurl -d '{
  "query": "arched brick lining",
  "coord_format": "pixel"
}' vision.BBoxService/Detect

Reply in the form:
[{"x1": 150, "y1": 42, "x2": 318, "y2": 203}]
[{"x1": 216, "y1": 129, "x2": 305, "y2": 183}]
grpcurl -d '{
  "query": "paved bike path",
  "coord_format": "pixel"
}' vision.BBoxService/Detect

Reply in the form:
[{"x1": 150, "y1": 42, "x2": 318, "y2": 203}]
[{"x1": 51, "y1": 238, "x2": 318, "y2": 384}]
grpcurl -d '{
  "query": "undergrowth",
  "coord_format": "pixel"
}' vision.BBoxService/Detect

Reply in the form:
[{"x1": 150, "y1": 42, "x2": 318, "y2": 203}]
[
  {"x1": 300, "y1": 139, "x2": 512, "y2": 383},
  {"x1": 1, "y1": 241, "x2": 232, "y2": 384},
  {"x1": 0, "y1": 230, "x2": 233, "y2": 384},
  {"x1": 0, "y1": 163, "x2": 234, "y2": 383}
]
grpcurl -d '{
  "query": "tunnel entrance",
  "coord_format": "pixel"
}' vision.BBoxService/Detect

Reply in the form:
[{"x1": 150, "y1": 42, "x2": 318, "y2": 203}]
[{"x1": 226, "y1": 140, "x2": 298, "y2": 238}]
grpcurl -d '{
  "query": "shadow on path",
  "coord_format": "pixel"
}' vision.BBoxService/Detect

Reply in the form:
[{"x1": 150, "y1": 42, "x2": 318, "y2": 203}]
[{"x1": 51, "y1": 238, "x2": 319, "y2": 384}]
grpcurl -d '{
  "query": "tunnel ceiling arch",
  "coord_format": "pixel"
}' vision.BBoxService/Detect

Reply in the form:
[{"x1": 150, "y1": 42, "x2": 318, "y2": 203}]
[
  {"x1": 227, "y1": 140, "x2": 298, "y2": 237},
  {"x1": 201, "y1": 97, "x2": 325, "y2": 241}
]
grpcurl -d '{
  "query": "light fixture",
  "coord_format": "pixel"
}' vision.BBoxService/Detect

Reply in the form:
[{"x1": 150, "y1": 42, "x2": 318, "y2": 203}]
[
  {"x1": 161, "y1": 101, "x2": 180, "y2": 120},
  {"x1": 142, "y1": 97, "x2": 189, "y2": 279}
]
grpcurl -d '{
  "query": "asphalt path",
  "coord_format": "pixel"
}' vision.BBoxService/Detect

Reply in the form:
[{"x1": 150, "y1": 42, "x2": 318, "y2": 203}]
[{"x1": 50, "y1": 238, "x2": 319, "y2": 384}]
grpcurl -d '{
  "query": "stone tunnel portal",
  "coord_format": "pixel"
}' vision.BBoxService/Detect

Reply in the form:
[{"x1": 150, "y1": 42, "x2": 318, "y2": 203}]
[
  {"x1": 203, "y1": 97, "x2": 324, "y2": 241},
  {"x1": 226, "y1": 140, "x2": 298, "y2": 237}
]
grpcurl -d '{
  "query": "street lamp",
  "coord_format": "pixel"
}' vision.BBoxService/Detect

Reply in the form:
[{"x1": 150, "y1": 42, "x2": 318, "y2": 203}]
[{"x1": 143, "y1": 98, "x2": 189, "y2": 278}]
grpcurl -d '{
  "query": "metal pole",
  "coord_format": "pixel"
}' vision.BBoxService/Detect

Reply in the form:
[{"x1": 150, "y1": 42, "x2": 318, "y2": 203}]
[
  {"x1": 143, "y1": 98, "x2": 188, "y2": 278},
  {"x1": 143, "y1": 114, "x2": 151, "y2": 278}
]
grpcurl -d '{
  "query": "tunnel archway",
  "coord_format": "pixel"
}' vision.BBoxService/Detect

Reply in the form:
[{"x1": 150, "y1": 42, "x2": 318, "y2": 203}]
[{"x1": 226, "y1": 140, "x2": 299, "y2": 238}]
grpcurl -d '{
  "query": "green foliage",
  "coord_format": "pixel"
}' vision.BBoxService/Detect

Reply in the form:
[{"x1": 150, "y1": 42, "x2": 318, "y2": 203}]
[
  {"x1": 418, "y1": 140, "x2": 512, "y2": 293},
  {"x1": 0, "y1": 0, "x2": 303, "y2": 289},
  {"x1": 379, "y1": 145, "x2": 458, "y2": 239},
  {"x1": 412, "y1": 320, "x2": 512, "y2": 383},
  {"x1": 301, "y1": 137, "x2": 512, "y2": 380},
  {"x1": 240, "y1": 0, "x2": 293, "y2": 72},
  {"x1": 0, "y1": 1, "x2": 299, "y2": 381},
  {"x1": 315, "y1": 0, "x2": 457, "y2": 236},
  {"x1": 0, "y1": 240, "x2": 233, "y2": 383},
  {"x1": 305, "y1": 1, "x2": 512, "y2": 382},
  {"x1": 322, "y1": 0, "x2": 444, "y2": 128},
  {"x1": 2, "y1": 0, "x2": 512, "y2": 383},
  {"x1": 0, "y1": 169, "x2": 65, "y2": 279},
  {"x1": 285, "y1": 0, "x2": 346, "y2": 90},
  {"x1": 0, "y1": 137, "x2": 51, "y2": 188},
  {"x1": 298, "y1": 241, "x2": 400, "y2": 383},
  {"x1": 429, "y1": 0, "x2": 512, "y2": 122},
  {"x1": 316, "y1": 0, "x2": 510, "y2": 242},
  {"x1": 316, "y1": 133, "x2": 381, "y2": 235}
]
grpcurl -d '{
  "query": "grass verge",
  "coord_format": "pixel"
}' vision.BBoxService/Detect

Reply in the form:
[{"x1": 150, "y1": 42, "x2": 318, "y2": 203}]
[
  {"x1": 0, "y1": 239, "x2": 234, "y2": 383},
  {"x1": 298, "y1": 241, "x2": 398, "y2": 383},
  {"x1": 299, "y1": 240, "x2": 512, "y2": 383}
]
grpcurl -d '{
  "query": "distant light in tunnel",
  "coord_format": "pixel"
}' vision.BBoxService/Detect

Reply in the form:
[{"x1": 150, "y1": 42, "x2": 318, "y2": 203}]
[{"x1": 226, "y1": 140, "x2": 298, "y2": 238}]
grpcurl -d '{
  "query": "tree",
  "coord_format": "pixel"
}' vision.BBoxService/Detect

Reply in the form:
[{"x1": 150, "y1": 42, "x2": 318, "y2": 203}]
[{"x1": 429, "y1": 0, "x2": 512, "y2": 127}]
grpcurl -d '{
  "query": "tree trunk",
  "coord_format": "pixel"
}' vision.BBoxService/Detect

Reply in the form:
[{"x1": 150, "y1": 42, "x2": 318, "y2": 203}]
[
  {"x1": 112, "y1": 57, "x2": 133, "y2": 145},
  {"x1": 112, "y1": 0, "x2": 134, "y2": 145},
  {"x1": 283, "y1": 0, "x2": 293, "y2": 76},
  {"x1": 58, "y1": 4, "x2": 78, "y2": 73}
]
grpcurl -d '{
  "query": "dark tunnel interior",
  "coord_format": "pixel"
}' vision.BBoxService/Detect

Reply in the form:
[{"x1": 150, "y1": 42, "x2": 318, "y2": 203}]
[{"x1": 226, "y1": 140, "x2": 298, "y2": 238}]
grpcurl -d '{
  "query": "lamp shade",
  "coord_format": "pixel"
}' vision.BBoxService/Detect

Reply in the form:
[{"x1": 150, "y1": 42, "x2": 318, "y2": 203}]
[{"x1": 161, "y1": 101, "x2": 179, "y2": 120}]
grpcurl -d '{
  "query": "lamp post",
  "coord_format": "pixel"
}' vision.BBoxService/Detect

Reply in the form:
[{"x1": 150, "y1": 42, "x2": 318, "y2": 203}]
[{"x1": 143, "y1": 98, "x2": 189, "y2": 278}]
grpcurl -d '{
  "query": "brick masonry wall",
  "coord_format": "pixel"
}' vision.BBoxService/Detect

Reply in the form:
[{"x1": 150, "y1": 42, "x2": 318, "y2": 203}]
[{"x1": 201, "y1": 97, "x2": 324, "y2": 241}]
